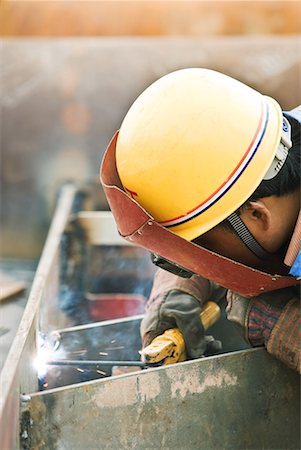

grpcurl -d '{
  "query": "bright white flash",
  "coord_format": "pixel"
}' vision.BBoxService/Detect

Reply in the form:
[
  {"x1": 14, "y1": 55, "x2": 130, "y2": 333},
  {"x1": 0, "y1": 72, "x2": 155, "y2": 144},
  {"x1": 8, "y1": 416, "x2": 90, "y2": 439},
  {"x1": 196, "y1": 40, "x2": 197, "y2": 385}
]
[{"x1": 34, "y1": 333, "x2": 62, "y2": 379}]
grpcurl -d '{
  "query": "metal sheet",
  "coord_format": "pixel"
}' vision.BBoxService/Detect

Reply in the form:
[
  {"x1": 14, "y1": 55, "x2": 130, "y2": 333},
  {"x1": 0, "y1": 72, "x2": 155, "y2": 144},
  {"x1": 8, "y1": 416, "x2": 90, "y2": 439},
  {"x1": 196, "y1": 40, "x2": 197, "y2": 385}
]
[
  {"x1": 2, "y1": 183, "x2": 300, "y2": 449},
  {"x1": 0, "y1": 184, "x2": 76, "y2": 450},
  {"x1": 21, "y1": 348, "x2": 300, "y2": 450}
]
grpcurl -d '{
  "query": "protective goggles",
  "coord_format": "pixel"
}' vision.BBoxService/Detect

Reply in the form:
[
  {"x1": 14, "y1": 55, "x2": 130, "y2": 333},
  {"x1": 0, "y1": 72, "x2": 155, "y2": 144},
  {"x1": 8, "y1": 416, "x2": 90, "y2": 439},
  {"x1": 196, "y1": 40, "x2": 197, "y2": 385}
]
[{"x1": 151, "y1": 253, "x2": 195, "y2": 278}]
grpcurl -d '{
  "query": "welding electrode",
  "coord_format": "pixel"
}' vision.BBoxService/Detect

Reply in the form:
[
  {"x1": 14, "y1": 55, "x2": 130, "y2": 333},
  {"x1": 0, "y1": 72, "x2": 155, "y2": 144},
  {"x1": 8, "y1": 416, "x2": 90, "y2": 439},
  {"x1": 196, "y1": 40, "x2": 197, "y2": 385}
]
[
  {"x1": 141, "y1": 301, "x2": 221, "y2": 366},
  {"x1": 46, "y1": 360, "x2": 147, "y2": 368}
]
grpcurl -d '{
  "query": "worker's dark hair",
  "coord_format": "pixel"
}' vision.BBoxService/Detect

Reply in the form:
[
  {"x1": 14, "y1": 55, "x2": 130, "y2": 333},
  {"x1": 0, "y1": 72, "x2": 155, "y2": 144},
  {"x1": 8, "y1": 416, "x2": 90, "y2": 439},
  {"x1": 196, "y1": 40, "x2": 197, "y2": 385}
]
[{"x1": 219, "y1": 120, "x2": 300, "y2": 232}]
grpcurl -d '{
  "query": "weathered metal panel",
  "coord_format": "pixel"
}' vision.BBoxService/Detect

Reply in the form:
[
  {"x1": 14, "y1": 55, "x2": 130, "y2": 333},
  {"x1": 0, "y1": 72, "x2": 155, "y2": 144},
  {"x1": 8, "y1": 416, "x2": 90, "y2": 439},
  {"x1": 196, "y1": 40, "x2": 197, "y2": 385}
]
[
  {"x1": 21, "y1": 348, "x2": 300, "y2": 450},
  {"x1": 2, "y1": 183, "x2": 300, "y2": 449},
  {"x1": 0, "y1": 185, "x2": 76, "y2": 450}
]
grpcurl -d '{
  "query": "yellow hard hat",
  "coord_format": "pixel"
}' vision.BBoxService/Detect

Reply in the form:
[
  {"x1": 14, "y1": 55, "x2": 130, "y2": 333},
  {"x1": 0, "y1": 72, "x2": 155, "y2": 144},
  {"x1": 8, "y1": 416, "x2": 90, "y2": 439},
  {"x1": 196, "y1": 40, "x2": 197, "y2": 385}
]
[{"x1": 116, "y1": 68, "x2": 283, "y2": 241}]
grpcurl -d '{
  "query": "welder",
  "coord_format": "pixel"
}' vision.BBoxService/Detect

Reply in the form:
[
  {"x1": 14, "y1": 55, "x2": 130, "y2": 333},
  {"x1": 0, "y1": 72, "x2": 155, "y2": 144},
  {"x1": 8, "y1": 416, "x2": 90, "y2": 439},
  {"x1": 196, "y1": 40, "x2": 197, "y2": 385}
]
[{"x1": 100, "y1": 68, "x2": 300, "y2": 372}]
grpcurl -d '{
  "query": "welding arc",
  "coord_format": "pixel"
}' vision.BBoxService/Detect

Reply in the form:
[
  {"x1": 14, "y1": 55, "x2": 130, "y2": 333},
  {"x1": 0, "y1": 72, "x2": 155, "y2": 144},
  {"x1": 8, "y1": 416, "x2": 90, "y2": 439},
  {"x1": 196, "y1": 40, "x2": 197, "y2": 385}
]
[{"x1": 46, "y1": 359, "x2": 147, "y2": 368}]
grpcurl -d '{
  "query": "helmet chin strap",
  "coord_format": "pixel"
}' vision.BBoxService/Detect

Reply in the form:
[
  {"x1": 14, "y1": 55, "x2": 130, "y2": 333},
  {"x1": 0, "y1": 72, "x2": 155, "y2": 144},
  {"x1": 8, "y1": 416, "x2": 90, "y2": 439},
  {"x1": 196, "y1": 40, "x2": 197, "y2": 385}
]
[
  {"x1": 226, "y1": 212, "x2": 272, "y2": 260},
  {"x1": 227, "y1": 115, "x2": 293, "y2": 260}
]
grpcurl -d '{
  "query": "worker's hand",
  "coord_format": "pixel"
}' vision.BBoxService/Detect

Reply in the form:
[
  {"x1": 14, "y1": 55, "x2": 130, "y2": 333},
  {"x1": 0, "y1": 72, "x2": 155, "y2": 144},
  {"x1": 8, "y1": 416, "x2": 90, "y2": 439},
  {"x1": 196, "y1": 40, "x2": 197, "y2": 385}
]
[
  {"x1": 141, "y1": 290, "x2": 209, "y2": 359},
  {"x1": 226, "y1": 289, "x2": 294, "y2": 346}
]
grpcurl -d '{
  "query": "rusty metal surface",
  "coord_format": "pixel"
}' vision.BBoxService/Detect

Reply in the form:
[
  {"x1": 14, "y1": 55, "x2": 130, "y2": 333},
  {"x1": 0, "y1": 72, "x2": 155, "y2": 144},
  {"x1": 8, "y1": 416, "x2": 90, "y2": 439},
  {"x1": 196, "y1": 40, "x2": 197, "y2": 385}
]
[
  {"x1": 2, "y1": 2, "x2": 300, "y2": 38},
  {"x1": 21, "y1": 348, "x2": 300, "y2": 450},
  {"x1": 2, "y1": 36, "x2": 301, "y2": 258}
]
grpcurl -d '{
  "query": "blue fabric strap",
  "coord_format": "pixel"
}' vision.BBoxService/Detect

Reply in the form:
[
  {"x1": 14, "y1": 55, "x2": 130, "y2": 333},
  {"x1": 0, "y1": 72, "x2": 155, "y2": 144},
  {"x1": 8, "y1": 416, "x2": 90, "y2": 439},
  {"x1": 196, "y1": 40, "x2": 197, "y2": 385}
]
[{"x1": 289, "y1": 250, "x2": 301, "y2": 278}]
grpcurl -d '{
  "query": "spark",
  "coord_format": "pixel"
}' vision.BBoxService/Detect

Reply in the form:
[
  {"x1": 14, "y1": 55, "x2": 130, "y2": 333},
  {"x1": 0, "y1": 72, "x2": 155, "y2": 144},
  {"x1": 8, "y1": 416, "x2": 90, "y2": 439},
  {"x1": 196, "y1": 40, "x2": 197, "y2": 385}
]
[
  {"x1": 69, "y1": 350, "x2": 87, "y2": 354},
  {"x1": 96, "y1": 370, "x2": 106, "y2": 376},
  {"x1": 111, "y1": 339, "x2": 116, "y2": 344},
  {"x1": 98, "y1": 352, "x2": 108, "y2": 356},
  {"x1": 76, "y1": 368, "x2": 85, "y2": 373},
  {"x1": 104, "y1": 346, "x2": 124, "y2": 351}
]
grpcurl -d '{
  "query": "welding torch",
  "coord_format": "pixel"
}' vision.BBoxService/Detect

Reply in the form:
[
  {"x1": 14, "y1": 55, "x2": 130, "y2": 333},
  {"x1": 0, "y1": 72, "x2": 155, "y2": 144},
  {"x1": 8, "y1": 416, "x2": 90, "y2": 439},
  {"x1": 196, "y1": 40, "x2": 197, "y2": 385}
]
[{"x1": 140, "y1": 301, "x2": 221, "y2": 366}]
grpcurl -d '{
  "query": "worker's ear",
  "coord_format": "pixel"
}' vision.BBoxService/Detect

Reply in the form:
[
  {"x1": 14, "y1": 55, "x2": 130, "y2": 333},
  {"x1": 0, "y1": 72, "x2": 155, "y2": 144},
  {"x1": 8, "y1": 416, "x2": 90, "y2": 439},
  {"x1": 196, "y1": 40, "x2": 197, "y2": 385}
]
[{"x1": 239, "y1": 201, "x2": 272, "y2": 232}]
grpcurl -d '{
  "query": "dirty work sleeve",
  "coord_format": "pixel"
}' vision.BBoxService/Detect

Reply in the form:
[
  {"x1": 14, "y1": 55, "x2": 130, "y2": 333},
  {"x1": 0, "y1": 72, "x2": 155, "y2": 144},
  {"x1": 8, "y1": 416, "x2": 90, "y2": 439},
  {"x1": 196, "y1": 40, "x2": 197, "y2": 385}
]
[
  {"x1": 267, "y1": 298, "x2": 301, "y2": 373},
  {"x1": 227, "y1": 288, "x2": 301, "y2": 373}
]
